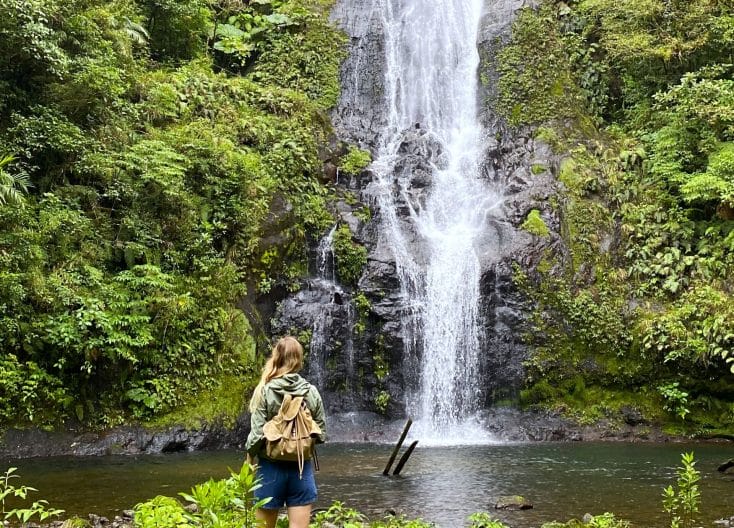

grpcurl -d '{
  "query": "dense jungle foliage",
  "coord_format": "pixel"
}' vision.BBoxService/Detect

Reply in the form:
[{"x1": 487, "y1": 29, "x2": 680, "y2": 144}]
[
  {"x1": 0, "y1": 0, "x2": 352, "y2": 427},
  {"x1": 2, "y1": 0, "x2": 733, "y2": 436},
  {"x1": 501, "y1": 0, "x2": 734, "y2": 434}
]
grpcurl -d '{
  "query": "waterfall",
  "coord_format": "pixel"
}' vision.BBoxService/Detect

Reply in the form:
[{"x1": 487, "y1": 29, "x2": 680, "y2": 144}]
[
  {"x1": 307, "y1": 225, "x2": 357, "y2": 399},
  {"x1": 317, "y1": 224, "x2": 339, "y2": 282},
  {"x1": 361, "y1": 0, "x2": 501, "y2": 443}
]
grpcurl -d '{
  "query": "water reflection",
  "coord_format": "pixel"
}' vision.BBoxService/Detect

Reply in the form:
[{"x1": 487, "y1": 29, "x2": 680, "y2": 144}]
[{"x1": 3, "y1": 443, "x2": 732, "y2": 527}]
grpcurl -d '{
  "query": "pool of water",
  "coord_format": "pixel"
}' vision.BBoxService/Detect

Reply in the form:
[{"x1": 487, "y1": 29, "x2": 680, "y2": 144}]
[{"x1": 3, "y1": 443, "x2": 733, "y2": 526}]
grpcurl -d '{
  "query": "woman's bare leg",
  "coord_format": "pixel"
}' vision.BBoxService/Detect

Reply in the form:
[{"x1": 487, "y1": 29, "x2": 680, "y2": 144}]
[
  {"x1": 256, "y1": 508, "x2": 279, "y2": 528},
  {"x1": 286, "y1": 504, "x2": 312, "y2": 528}
]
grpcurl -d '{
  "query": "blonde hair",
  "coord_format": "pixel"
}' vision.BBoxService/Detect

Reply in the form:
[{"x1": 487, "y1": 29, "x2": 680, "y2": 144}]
[{"x1": 249, "y1": 336, "x2": 304, "y2": 412}]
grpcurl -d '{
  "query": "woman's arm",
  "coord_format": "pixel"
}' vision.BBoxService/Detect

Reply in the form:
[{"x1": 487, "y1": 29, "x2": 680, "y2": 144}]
[
  {"x1": 308, "y1": 386, "x2": 327, "y2": 444},
  {"x1": 245, "y1": 387, "x2": 269, "y2": 456}
]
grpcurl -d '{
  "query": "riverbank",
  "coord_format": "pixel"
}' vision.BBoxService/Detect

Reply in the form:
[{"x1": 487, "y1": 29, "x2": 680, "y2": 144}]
[
  {"x1": 0, "y1": 417, "x2": 250, "y2": 458},
  {"x1": 2, "y1": 408, "x2": 730, "y2": 459},
  {"x1": 13, "y1": 512, "x2": 734, "y2": 528}
]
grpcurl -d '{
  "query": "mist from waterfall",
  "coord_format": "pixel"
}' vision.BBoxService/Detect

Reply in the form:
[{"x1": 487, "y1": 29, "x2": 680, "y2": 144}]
[{"x1": 363, "y1": 0, "x2": 501, "y2": 443}]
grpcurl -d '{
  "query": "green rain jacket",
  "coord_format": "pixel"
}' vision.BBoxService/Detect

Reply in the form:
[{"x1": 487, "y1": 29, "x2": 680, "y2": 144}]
[{"x1": 245, "y1": 373, "x2": 327, "y2": 457}]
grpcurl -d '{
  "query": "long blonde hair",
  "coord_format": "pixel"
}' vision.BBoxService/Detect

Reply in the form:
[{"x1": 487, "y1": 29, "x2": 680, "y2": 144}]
[{"x1": 249, "y1": 336, "x2": 304, "y2": 412}]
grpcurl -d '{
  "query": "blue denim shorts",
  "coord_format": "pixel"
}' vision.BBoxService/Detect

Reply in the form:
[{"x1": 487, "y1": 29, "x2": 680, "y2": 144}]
[{"x1": 254, "y1": 457, "x2": 317, "y2": 509}]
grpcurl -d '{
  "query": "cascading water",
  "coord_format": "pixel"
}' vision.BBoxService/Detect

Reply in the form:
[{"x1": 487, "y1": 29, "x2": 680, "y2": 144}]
[
  {"x1": 358, "y1": 0, "x2": 503, "y2": 442},
  {"x1": 306, "y1": 225, "x2": 340, "y2": 390},
  {"x1": 305, "y1": 225, "x2": 358, "y2": 401}
]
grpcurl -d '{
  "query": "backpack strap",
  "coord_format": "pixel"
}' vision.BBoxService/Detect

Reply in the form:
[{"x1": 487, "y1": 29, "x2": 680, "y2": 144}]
[
  {"x1": 311, "y1": 444, "x2": 320, "y2": 472},
  {"x1": 295, "y1": 399, "x2": 308, "y2": 478}
]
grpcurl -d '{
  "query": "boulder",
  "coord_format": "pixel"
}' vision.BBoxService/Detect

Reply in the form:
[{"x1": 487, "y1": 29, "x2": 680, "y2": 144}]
[
  {"x1": 620, "y1": 405, "x2": 647, "y2": 426},
  {"x1": 494, "y1": 495, "x2": 533, "y2": 510},
  {"x1": 718, "y1": 459, "x2": 734, "y2": 473}
]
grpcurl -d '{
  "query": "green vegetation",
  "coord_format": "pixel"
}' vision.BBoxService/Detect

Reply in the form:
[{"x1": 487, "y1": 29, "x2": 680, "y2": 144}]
[
  {"x1": 521, "y1": 209, "x2": 550, "y2": 237},
  {"x1": 496, "y1": 3, "x2": 586, "y2": 127},
  {"x1": 134, "y1": 496, "x2": 194, "y2": 528},
  {"x1": 540, "y1": 513, "x2": 630, "y2": 528},
  {"x1": 339, "y1": 146, "x2": 372, "y2": 176},
  {"x1": 0, "y1": 0, "x2": 346, "y2": 428},
  {"x1": 132, "y1": 499, "x2": 638, "y2": 528},
  {"x1": 1, "y1": 0, "x2": 731, "y2": 440},
  {"x1": 374, "y1": 389, "x2": 391, "y2": 414},
  {"x1": 352, "y1": 291, "x2": 371, "y2": 335},
  {"x1": 313, "y1": 501, "x2": 434, "y2": 527},
  {"x1": 370, "y1": 333, "x2": 391, "y2": 413},
  {"x1": 662, "y1": 452, "x2": 701, "y2": 528},
  {"x1": 500, "y1": 0, "x2": 734, "y2": 434},
  {"x1": 467, "y1": 512, "x2": 509, "y2": 528},
  {"x1": 0, "y1": 467, "x2": 64, "y2": 525},
  {"x1": 332, "y1": 223, "x2": 368, "y2": 286},
  {"x1": 311, "y1": 501, "x2": 368, "y2": 527},
  {"x1": 0, "y1": 155, "x2": 29, "y2": 206},
  {"x1": 134, "y1": 463, "x2": 266, "y2": 528},
  {"x1": 146, "y1": 373, "x2": 252, "y2": 430}
]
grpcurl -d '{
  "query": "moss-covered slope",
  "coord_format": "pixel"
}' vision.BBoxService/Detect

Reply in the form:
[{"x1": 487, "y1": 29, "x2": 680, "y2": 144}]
[
  {"x1": 495, "y1": 0, "x2": 734, "y2": 436},
  {"x1": 0, "y1": 0, "x2": 346, "y2": 428}
]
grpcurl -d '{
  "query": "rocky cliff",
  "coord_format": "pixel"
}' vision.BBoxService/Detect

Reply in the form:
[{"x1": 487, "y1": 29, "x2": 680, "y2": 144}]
[{"x1": 273, "y1": 0, "x2": 567, "y2": 422}]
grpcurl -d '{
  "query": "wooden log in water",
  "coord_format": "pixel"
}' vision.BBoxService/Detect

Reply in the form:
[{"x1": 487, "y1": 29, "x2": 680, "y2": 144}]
[
  {"x1": 392, "y1": 440, "x2": 418, "y2": 476},
  {"x1": 382, "y1": 418, "x2": 412, "y2": 475}
]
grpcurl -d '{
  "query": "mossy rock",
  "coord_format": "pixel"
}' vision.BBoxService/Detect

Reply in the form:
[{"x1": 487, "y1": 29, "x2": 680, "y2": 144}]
[
  {"x1": 495, "y1": 495, "x2": 533, "y2": 510},
  {"x1": 521, "y1": 209, "x2": 550, "y2": 237}
]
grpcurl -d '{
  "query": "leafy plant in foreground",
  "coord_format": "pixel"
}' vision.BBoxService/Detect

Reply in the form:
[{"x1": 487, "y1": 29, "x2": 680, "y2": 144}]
[
  {"x1": 370, "y1": 516, "x2": 434, "y2": 528},
  {"x1": 183, "y1": 462, "x2": 269, "y2": 527},
  {"x1": 662, "y1": 452, "x2": 700, "y2": 528},
  {"x1": 310, "y1": 501, "x2": 435, "y2": 528},
  {"x1": 135, "y1": 462, "x2": 266, "y2": 528},
  {"x1": 311, "y1": 501, "x2": 366, "y2": 527},
  {"x1": 540, "y1": 512, "x2": 631, "y2": 528},
  {"x1": 468, "y1": 512, "x2": 509, "y2": 528},
  {"x1": 0, "y1": 468, "x2": 64, "y2": 525},
  {"x1": 134, "y1": 495, "x2": 193, "y2": 528}
]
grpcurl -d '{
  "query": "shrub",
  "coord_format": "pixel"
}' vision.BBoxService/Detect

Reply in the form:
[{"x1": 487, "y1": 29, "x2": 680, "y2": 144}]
[
  {"x1": 662, "y1": 452, "x2": 701, "y2": 528},
  {"x1": 332, "y1": 224, "x2": 367, "y2": 287}
]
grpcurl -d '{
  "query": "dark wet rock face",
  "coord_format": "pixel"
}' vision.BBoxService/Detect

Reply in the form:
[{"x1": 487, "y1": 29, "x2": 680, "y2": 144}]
[
  {"x1": 269, "y1": 0, "x2": 568, "y2": 418},
  {"x1": 329, "y1": 0, "x2": 389, "y2": 150}
]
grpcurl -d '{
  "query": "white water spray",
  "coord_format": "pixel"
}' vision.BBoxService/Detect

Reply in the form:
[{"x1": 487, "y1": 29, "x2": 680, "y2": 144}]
[
  {"x1": 364, "y1": 0, "x2": 501, "y2": 443},
  {"x1": 308, "y1": 225, "x2": 356, "y2": 392}
]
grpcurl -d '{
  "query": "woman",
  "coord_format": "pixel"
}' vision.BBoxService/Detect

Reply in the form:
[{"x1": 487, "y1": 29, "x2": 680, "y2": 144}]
[{"x1": 245, "y1": 336, "x2": 327, "y2": 528}]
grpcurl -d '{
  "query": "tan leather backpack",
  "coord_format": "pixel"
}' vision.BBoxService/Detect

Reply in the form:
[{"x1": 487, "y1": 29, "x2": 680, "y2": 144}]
[{"x1": 262, "y1": 393, "x2": 322, "y2": 478}]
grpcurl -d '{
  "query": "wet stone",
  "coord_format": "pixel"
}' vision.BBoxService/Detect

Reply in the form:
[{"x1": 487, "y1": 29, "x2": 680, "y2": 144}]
[{"x1": 494, "y1": 495, "x2": 533, "y2": 510}]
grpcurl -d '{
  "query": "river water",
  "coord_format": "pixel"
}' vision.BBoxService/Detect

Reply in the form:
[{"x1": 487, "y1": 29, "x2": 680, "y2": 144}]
[{"x1": 4, "y1": 443, "x2": 732, "y2": 526}]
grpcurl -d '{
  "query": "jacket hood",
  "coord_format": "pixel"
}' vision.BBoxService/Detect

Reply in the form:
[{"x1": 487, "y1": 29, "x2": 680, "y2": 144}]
[{"x1": 265, "y1": 373, "x2": 311, "y2": 397}]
